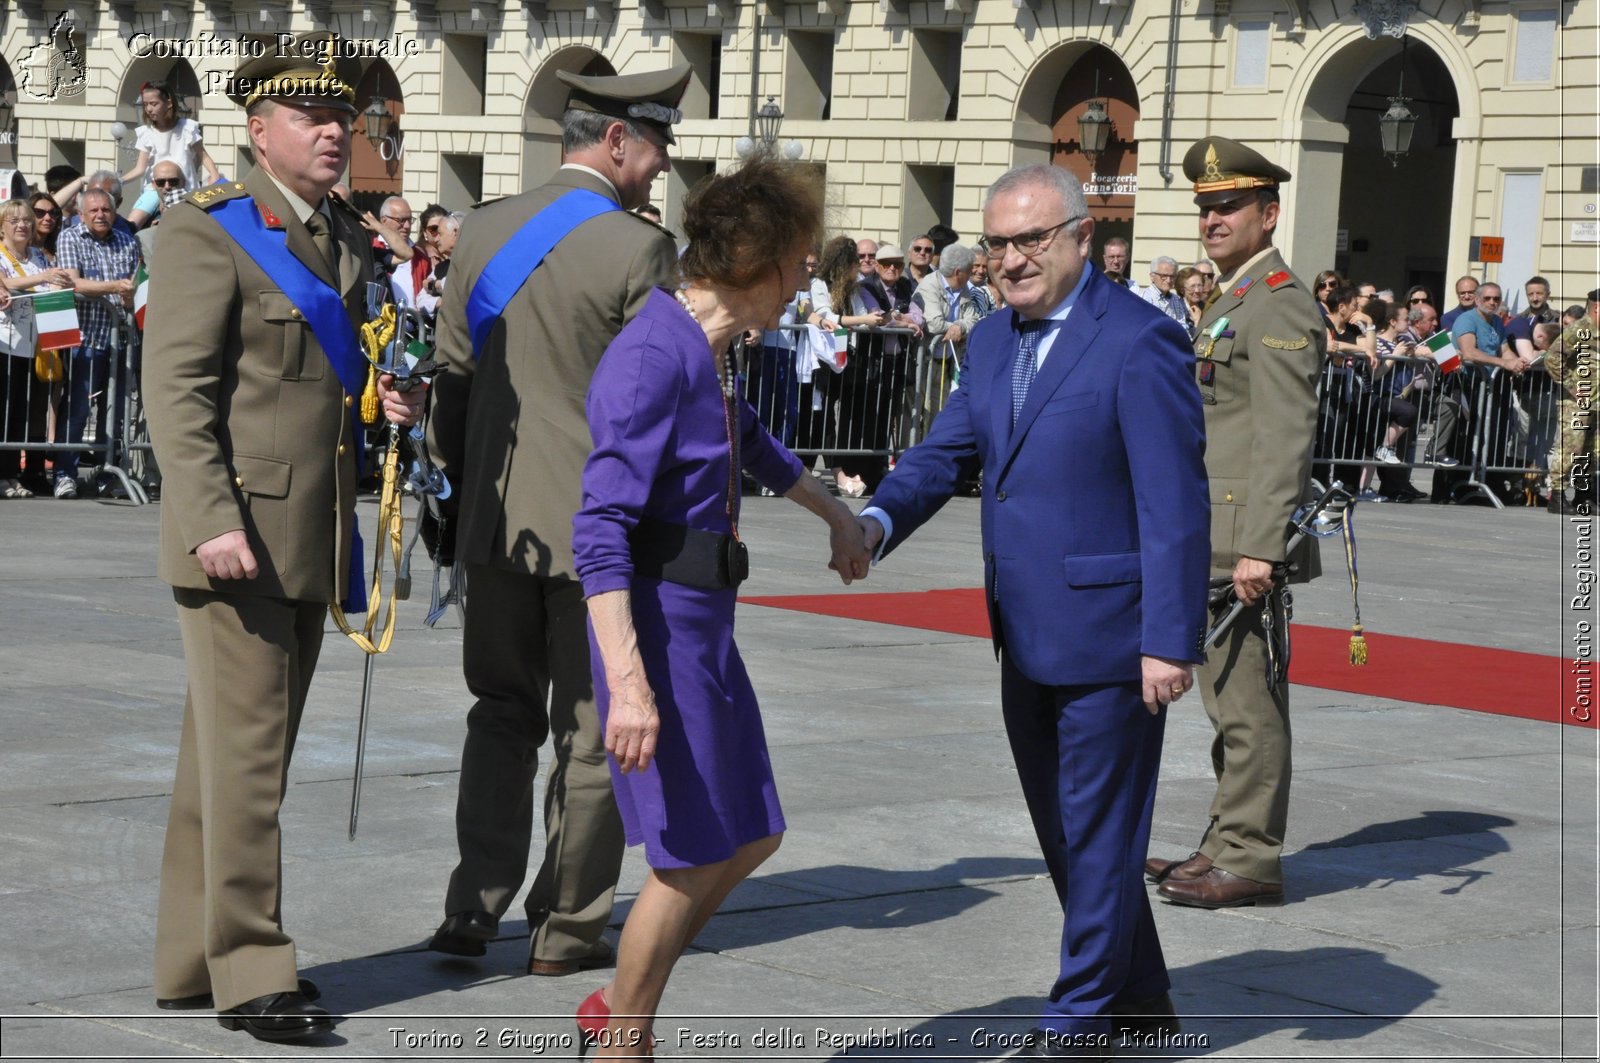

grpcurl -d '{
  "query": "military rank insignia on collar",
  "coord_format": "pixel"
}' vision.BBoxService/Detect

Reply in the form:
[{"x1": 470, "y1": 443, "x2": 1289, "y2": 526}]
[
  {"x1": 1231, "y1": 276, "x2": 1256, "y2": 298},
  {"x1": 1265, "y1": 271, "x2": 1293, "y2": 289},
  {"x1": 257, "y1": 201, "x2": 283, "y2": 227}
]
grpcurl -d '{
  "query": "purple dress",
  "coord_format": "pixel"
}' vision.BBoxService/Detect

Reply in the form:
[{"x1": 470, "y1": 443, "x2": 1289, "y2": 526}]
[{"x1": 573, "y1": 289, "x2": 806, "y2": 869}]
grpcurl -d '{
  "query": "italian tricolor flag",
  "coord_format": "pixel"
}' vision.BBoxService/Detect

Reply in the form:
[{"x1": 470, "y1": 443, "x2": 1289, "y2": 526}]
[
  {"x1": 1421, "y1": 330, "x2": 1461, "y2": 375},
  {"x1": 33, "y1": 289, "x2": 80, "y2": 351},
  {"x1": 133, "y1": 264, "x2": 150, "y2": 330}
]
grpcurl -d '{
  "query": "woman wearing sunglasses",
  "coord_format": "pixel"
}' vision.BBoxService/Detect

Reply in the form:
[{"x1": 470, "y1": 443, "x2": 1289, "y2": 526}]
[{"x1": 120, "y1": 81, "x2": 223, "y2": 195}]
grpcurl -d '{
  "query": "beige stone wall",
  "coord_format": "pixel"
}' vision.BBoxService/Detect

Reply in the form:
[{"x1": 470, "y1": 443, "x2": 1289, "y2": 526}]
[{"x1": 5, "y1": 0, "x2": 1594, "y2": 299}]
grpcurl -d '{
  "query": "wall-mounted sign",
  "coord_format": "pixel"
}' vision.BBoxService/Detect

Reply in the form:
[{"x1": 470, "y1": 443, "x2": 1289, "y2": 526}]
[
  {"x1": 1572, "y1": 222, "x2": 1599, "y2": 244},
  {"x1": 1469, "y1": 235, "x2": 1505, "y2": 262}
]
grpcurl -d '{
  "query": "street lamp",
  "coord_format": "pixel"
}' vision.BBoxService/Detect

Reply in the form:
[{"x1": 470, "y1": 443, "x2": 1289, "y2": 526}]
[
  {"x1": 1378, "y1": 94, "x2": 1418, "y2": 165},
  {"x1": 1078, "y1": 99, "x2": 1111, "y2": 164},
  {"x1": 1077, "y1": 71, "x2": 1111, "y2": 166},
  {"x1": 755, "y1": 96, "x2": 783, "y2": 150},
  {"x1": 1379, "y1": 39, "x2": 1420, "y2": 167},
  {"x1": 363, "y1": 95, "x2": 392, "y2": 149}
]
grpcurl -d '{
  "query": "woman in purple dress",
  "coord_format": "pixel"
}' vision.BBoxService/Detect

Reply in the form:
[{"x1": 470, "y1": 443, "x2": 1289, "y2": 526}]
[{"x1": 571, "y1": 155, "x2": 870, "y2": 1057}]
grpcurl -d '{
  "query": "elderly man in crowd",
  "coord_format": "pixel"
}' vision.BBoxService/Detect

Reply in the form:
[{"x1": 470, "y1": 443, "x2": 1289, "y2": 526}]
[
  {"x1": 1441, "y1": 275, "x2": 1479, "y2": 331},
  {"x1": 53, "y1": 186, "x2": 143, "y2": 498},
  {"x1": 1139, "y1": 255, "x2": 1187, "y2": 328},
  {"x1": 127, "y1": 160, "x2": 188, "y2": 230},
  {"x1": 912, "y1": 241, "x2": 980, "y2": 434}
]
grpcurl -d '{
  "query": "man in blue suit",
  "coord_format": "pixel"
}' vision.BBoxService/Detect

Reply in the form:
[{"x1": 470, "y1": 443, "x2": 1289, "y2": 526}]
[{"x1": 859, "y1": 164, "x2": 1209, "y2": 1060}]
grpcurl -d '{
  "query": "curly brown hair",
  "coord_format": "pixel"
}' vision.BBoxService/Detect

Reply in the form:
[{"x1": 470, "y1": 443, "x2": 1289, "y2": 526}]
[{"x1": 678, "y1": 153, "x2": 824, "y2": 293}]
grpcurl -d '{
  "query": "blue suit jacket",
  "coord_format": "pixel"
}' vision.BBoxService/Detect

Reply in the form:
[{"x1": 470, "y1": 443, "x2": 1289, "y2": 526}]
[{"x1": 872, "y1": 265, "x2": 1210, "y2": 686}]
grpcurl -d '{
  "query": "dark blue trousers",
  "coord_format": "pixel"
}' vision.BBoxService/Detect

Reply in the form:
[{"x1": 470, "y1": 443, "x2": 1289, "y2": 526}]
[{"x1": 1000, "y1": 657, "x2": 1170, "y2": 1036}]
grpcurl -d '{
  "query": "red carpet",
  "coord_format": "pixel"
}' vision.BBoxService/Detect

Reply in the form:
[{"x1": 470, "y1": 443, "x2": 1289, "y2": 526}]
[{"x1": 741, "y1": 587, "x2": 1594, "y2": 729}]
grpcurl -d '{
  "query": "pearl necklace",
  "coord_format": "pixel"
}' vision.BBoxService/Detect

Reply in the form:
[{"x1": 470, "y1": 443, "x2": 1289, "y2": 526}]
[{"x1": 676, "y1": 287, "x2": 738, "y2": 397}]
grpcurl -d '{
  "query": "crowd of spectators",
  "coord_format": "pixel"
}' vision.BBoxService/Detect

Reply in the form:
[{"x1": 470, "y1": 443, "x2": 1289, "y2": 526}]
[
  {"x1": 736, "y1": 224, "x2": 1587, "y2": 511},
  {"x1": 1308, "y1": 269, "x2": 1580, "y2": 509},
  {"x1": 3, "y1": 142, "x2": 1585, "y2": 514},
  {"x1": 0, "y1": 130, "x2": 490, "y2": 500}
]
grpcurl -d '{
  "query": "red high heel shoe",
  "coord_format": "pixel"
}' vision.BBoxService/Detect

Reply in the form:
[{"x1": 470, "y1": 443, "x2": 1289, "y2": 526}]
[{"x1": 576, "y1": 988, "x2": 608, "y2": 1058}]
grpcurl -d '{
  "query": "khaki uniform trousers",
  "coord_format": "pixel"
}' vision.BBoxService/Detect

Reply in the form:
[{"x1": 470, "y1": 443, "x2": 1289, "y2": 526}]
[
  {"x1": 444, "y1": 565, "x2": 624, "y2": 960},
  {"x1": 1550, "y1": 398, "x2": 1598, "y2": 493},
  {"x1": 153, "y1": 588, "x2": 327, "y2": 1011},
  {"x1": 1196, "y1": 598, "x2": 1291, "y2": 885}
]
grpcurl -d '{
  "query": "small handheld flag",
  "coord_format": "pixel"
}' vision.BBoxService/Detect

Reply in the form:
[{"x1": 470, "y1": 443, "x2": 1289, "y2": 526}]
[
  {"x1": 133, "y1": 264, "x2": 150, "y2": 330},
  {"x1": 1421, "y1": 330, "x2": 1461, "y2": 375},
  {"x1": 32, "y1": 289, "x2": 81, "y2": 351}
]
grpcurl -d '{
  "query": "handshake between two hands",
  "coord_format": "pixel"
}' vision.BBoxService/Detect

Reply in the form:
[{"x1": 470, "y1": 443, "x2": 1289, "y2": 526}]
[{"x1": 825, "y1": 514, "x2": 884, "y2": 585}]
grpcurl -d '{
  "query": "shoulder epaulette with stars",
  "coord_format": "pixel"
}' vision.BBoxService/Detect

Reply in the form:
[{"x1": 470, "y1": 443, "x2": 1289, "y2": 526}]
[{"x1": 187, "y1": 181, "x2": 249, "y2": 211}]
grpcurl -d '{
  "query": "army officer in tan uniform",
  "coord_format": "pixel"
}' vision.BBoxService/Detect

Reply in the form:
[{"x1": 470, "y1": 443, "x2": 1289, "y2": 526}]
[
  {"x1": 1148, "y1": 138, "x2": 1324, "y2": 910},
  {"x1": 426, "y1": 64, "x2": 690, "y2": 975},
  {"x1": 144, "y1": 35, "x2": 425, "y2": 1042}
]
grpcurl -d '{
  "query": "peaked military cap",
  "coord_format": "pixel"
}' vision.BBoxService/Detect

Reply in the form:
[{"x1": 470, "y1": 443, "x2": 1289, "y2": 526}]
[
  {"x1": 557, "y1": 63, "x2": 693, "y2": 145},
  {"x1": 1184, "y1": 137, "x2": 1293, "y2": 207},
  {"x1": 228, "y1": 32, "x2": 360, "y2": 114}
]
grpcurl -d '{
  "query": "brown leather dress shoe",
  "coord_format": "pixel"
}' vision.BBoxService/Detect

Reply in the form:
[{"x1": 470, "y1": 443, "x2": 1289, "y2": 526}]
[
  {"x1": 1144, "y1": 851, "x2": 1211, "y2": 884},
  {"x1": 528, "y1": 937, "x2": 615, "y2": 977},
  {"x1": 1158, "y1": 866, "x2": 1284, "y2": 908}
]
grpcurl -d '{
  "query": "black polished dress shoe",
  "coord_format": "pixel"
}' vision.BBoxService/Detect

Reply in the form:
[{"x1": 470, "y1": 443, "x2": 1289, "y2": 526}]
[
  {"x1": 1112, "y1": 990, "x2": 1180, "y2": 1039},
  {"x1": 429, "y1": 910, "x2": 499, "y2": 957},
  {"x1": 157, "y1": 977, "x2": 320, "y2": 1011},
  {"x1": 216, "y1": 990, "x2": 332, "y2": 1042},
  {"x1": 1012, "y1": 1028, "x2": 1112, "y2": 1060}
]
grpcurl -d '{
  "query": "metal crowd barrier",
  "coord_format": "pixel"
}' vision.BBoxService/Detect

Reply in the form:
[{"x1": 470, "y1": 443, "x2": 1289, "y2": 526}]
[
  {"x1": 1309, "y1": 352, "x2": 1559, "y2": 509},
  {"x1": 741, "y1": 323, "x2": 952, "y2": 464},
  {"x1": 1, "y1": 302, "x2": 147, "y2": 503}
]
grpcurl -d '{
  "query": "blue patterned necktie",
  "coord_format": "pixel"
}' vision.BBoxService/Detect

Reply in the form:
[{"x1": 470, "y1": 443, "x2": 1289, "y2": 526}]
[{"x1": 1011, "y1": 319, "x2": 1046, "y2": 427}]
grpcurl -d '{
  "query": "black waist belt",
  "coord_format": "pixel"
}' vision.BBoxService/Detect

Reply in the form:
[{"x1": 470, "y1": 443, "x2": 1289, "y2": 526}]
[{"x1": 629, "y1": 515, "x2": 748, "y2": 590}]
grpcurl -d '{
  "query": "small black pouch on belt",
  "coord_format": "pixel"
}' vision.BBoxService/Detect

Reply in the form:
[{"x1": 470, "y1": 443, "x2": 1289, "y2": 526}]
[{"x1": 630, "y1": 515, "x2": 749, "y2": 590}]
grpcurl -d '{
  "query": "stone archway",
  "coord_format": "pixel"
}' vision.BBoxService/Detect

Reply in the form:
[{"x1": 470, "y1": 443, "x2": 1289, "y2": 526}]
[
  {"x1": 1285, "y1": 26, "x2": 1473, "y2": 287},
  {"x1": 115, "y1": 57, "x2": 204, "y2": 185},
  {"x1": 0, "y1": 56, "x2": 17, "y2": 172},
  {"x1": 1012, "y1": 39, "x2": 1141, "y2": 262},
  {"x1": 350, "y1": 59, "x2": 404, "y2": 214},
  {"x1": 522, "y1": 49, "x2": 616, "y2": 188},
  {"x1": 1049, "y1": 46, "x2": 1140, "y2": 262}
]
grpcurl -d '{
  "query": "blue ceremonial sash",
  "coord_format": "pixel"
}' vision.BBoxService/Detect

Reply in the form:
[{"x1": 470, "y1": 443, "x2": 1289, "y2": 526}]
[
  {"x1": 207, "y1": 194, "x2": 370, "y2": 613},
  {"x1": 465, "y1": 188, "x2": 620, "y2": 358}
]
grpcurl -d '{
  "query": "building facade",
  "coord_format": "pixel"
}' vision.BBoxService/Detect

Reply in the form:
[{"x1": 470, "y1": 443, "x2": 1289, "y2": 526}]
[{"x1": 3, "y1": 0, "x2": 1595, "y2": 302}]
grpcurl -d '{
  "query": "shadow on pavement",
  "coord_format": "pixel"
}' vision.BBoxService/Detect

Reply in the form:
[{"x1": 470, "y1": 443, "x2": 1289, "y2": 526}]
[{"x1": 1288, "y1": 810, "x2": 1514, "y2": 897}]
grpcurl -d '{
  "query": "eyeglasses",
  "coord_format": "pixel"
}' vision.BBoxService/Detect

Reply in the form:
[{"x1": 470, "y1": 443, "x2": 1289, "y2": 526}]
[
  {"x1": 1317, "y1": 280, "x2": 1338, "y2": 289},
  {"x1": 384, "y1": 215, "x2": 413, "y2": 227},
  {"x1": 33, "y1": 207, "x2": 61, "y2": 219},
  {"x1": 1409, "y1": 296, "x2": 1429, "y2": 304},
  {"x1": 977, "y1": 217, "x2": 1082, "y2": 259},
  {"x1": 879, "y1": 260, "x2": 903, "y2": 269},
  {"x1": 1479, "y1": 295, "x2": 1502, "y2": 303},
  {"x1": 153, "y1": 177, "x2": 184, "y2": 188},
  {"x1": 426, "y1": 224, "x2": 442, "y2": 234},
  {"x1": 911, "y1": 244, "x2": 934, "y2": 254},
  {"x1": 857, "y1": 253, "x2": 876, "y2": 261},
  {"x1": 1153, "y1": 272, "x2": 1177, "y2": 280}
]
